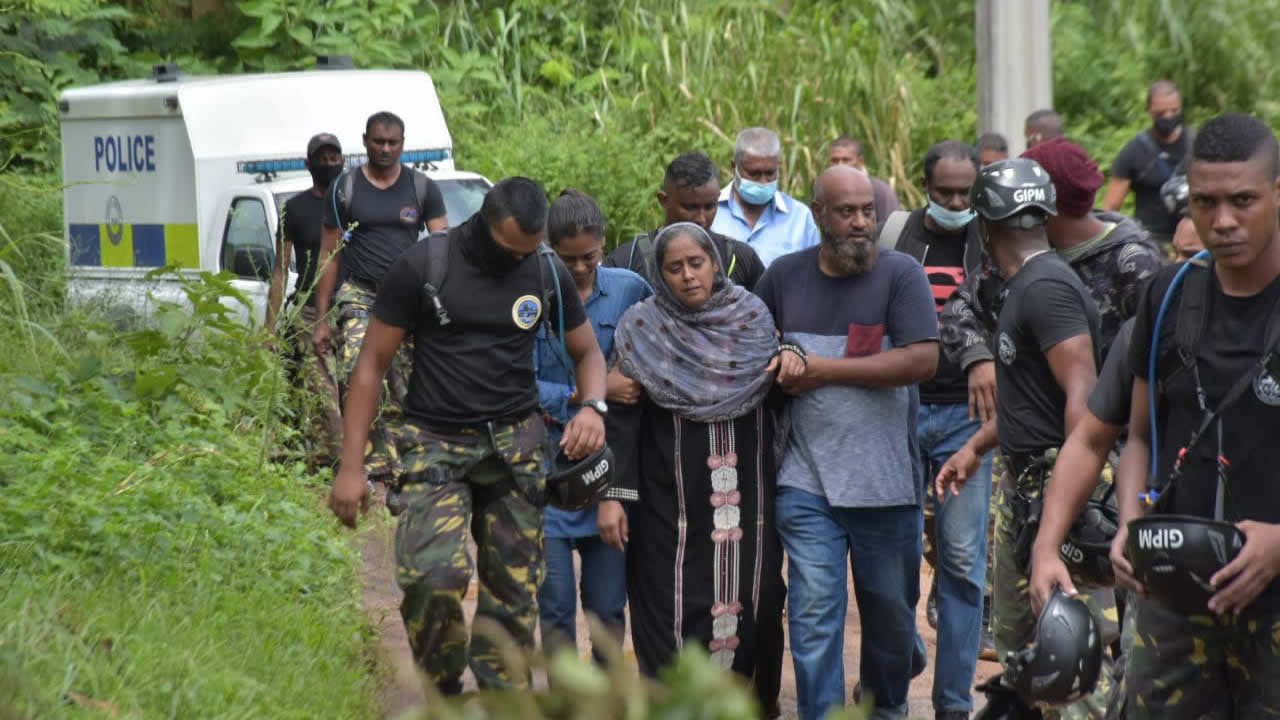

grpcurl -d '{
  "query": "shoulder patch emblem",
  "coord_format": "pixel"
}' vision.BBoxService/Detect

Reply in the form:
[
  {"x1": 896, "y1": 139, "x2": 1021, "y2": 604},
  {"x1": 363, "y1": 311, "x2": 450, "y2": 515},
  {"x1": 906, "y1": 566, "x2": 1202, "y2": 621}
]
[
  {"x1": 1254, "y1": 372, "x2": 1280, "y2": 407},
  {"x1": 512, "y1": 294, "x2": 542, "y2": 330},
  {"x1": 998, "y1": 332, "x2": 1017, "y2": 365}
]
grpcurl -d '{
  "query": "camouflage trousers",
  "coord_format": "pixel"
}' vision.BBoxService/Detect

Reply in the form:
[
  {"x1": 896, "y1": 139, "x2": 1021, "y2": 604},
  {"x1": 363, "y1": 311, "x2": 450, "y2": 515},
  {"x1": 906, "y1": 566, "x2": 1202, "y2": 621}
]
[
  {"x1": 991, "y1": 458, "x2": 1119, "y2": 719},
  {"x1": 284, "y1": 304, "x2": 342, "y2": 466},
  {"x1": 393, "y1": 413, "x2": 549, "y2": 690},
  {"x1": 335, "y1": 280, "x2": 412, "y2": 479},
  {"x1": 1125, "y1": 597, "x2": 1280, "y2": 719}
]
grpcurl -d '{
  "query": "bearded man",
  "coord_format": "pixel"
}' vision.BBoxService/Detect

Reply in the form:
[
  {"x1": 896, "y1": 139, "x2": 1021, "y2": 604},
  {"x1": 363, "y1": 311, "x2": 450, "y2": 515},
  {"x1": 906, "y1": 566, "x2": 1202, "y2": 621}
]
[{"x1": 755, "y1": 165, "x2": 940, "y2": 720}]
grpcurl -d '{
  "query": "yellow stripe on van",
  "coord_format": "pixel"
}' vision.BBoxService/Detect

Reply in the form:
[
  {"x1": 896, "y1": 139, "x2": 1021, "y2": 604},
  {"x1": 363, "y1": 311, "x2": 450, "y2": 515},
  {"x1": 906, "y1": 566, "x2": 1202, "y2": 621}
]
[
  {"x1": 99, "y1": 223, "x2": 134, "y2": 267},
  {"x1": 163, "y1": 224, "x2": 200, "y2": 268}
]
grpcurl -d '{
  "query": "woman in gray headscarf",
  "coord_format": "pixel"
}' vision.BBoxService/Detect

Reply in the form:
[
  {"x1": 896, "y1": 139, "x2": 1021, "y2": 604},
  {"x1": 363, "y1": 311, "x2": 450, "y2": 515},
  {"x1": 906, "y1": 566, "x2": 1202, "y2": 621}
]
[{"x1": 606, "y1": 222, "x2": 799, "y2": 716}]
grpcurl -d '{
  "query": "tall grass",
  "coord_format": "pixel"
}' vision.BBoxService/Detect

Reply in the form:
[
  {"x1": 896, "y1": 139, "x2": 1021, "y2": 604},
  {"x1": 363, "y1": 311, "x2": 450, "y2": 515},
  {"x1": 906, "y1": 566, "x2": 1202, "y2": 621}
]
[{"x1": 0, "y1": 181, "x2": 381, "y2": 717}]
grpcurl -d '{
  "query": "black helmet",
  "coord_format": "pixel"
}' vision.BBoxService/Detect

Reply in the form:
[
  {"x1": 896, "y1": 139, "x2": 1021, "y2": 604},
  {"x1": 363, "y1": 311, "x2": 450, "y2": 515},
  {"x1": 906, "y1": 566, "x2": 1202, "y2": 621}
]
[
  {"x1": 1126, "y1": 514, "x2": 1245, "y2": 615},
  {"x1": 973, "y1": 676, "x2": 1044, "y2": 720},
  {"x1": 1006, "y1": 588, "x2": 1102, "y2": 707},
  {"x1": 971, "y1": 158, "x2": 1058, "y2": 223},
  {"x1": 1060, "y1": 500, "x2": 1119, "y2": 587},
  {"x1": 546, "y1": 444, "x2": 615, "y2": 511},
  {"x1": 1161, "y1": 174, "x2": 1190, "y2": 218}
]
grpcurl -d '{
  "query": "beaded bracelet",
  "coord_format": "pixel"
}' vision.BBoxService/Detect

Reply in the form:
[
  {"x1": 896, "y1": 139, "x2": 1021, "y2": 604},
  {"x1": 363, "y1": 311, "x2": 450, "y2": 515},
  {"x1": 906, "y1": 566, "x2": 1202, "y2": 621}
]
[{"x1": 778, "y1": 342, "x2": 809, "y2": 366}]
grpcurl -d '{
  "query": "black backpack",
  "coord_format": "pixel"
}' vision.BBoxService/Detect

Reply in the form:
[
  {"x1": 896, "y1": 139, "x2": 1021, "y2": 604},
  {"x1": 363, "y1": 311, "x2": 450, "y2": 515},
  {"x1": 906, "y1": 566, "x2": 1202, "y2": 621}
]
[
  {"x1": 416, "y1": 230, "x2": 575, "y2": 379},
  {"x1": 332, "y1": 165, "x2": 435, "y2": 234}
]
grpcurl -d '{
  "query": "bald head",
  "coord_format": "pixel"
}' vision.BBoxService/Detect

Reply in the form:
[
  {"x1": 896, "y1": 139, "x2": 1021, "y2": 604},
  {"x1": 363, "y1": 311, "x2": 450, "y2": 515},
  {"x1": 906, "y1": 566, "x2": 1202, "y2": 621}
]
[
  {"x1": 814, "y1": 164, "x2": 873, "y2": 205},
  {"x1": 813, "y1": 165, "x2": 877, "y2": 275}
]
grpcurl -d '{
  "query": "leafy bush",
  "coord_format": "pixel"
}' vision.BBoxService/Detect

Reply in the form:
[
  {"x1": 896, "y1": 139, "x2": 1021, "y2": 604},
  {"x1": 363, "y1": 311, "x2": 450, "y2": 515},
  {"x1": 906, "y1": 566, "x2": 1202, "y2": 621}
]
[{"x1": 0, "y1": 268, "x2": 379, "y2": 719}]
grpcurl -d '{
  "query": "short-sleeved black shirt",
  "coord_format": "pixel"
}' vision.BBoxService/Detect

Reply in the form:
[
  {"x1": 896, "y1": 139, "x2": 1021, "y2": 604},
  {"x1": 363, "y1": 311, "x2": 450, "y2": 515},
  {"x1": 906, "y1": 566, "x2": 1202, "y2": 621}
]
[
  {"x1": 1129, "y1": 264, "x2": 1280, "y2": 612},
  {"x1": 1111, "y1": 130, "x2": 1190, "y2": 239},
  {"x1": 603, "y1": 229, "x2": 766, "y2": 292},
  {"x1": 1130, "y1": 264, "x2": 1280, "y2": 520},
  {"x1": 995, "y1": 253, "x2": 1100, "y2": 455},
  {"x1": 374, "y1": 216, "x2": 588, "y2": 425},
  {"x1": 322, "y1": 167, "x2": 446, "y2": 289},
  {"x1": 914, "y1": 221, "x2": 969, "y2": 405},
  {"x1": 281, "y1": 190, "x2": 325, "y2": 306},
  {"x1": 1087, "y1": 318, "x2": 1135, "y2": 426}
]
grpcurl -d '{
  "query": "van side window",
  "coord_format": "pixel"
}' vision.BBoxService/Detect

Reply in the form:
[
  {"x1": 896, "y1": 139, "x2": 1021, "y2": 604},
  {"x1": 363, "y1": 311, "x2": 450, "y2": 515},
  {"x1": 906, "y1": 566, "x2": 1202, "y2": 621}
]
[{"x1": 221, "y1": 197, "x2": 274, "y2": 281}]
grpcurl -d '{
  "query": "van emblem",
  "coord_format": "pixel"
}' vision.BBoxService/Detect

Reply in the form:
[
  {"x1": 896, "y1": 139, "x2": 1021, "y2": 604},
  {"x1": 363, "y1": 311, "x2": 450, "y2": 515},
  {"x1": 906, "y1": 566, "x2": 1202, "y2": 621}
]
[{"x1": 106, "y1": 195, "x2": 124, "y2": 246}]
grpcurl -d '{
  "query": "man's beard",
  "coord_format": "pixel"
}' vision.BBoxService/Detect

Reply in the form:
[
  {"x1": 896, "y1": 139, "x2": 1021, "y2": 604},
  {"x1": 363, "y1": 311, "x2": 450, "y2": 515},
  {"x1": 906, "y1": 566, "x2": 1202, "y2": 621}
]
[{"x1": 821, "y1": 229, "x2": 877, "y2": 276}]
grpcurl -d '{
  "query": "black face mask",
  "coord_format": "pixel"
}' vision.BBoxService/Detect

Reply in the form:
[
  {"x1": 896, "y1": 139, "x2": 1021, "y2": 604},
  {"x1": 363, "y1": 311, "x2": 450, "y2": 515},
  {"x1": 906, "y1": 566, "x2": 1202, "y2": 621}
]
[
  {"x1": 1154, "y1": 113, "x2": 1183, "y2": 138},
  {"x1": 469, "y1": 221, "x2": 526, "y2": 274},
  {"x1": 309, "y1": 163, "x2": 344, "y2": 189}
]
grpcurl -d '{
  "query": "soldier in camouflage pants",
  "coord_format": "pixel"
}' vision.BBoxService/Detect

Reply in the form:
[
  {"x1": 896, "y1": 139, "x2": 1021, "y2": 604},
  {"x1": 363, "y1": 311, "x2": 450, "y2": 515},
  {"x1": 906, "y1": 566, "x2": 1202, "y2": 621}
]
[
  {"x1": 992, "y1": 455, "x2": 1119, "y2": 719},
  {"x1": 335, "y1": 279, "x2": 412, "y2": 480},
  {"x1": 284, "y1": 304, "x2": 343, "y2": 466},
  {"x1": 1124, "y1": 598, "x2": 1280, "y2": 719},
  {"x1": 393, "y1": 413, "x2": 549, "y2": 691}
]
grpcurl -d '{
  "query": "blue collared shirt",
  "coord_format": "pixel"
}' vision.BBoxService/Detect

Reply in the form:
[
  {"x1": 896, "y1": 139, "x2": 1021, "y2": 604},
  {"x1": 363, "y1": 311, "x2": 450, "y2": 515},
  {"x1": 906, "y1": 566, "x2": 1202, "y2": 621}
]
[
  {"x1": 535, "y1": 265, "x2": 652, "y2": 538},
  {"x1": 710, "y1": 185, "x2": 821, "y2": 268}
]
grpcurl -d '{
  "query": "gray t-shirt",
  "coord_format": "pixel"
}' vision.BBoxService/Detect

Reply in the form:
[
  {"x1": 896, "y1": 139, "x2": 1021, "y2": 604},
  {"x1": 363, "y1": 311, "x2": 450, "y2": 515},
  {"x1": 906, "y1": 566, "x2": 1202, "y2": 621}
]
[{"x1": 755, "y1": 247, "x2": 938, "y2": 507}]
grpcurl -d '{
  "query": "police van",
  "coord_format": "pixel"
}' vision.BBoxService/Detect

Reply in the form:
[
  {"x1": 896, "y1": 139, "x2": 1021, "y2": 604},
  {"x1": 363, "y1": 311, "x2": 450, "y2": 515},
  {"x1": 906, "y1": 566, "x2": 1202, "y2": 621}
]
[{"x1": 59, "y1": 60, "x2": 491, "y2": 325}]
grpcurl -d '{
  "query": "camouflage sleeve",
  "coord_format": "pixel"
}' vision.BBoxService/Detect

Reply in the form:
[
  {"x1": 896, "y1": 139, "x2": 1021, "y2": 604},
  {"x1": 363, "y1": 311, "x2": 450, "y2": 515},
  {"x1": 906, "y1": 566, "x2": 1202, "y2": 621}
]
[
  {"x1": 1115, "y1": 241, "x2": 1166, "y2": 321},
  {"x1": 939, "y1": 273, "x2": 996, "y2": 371}
]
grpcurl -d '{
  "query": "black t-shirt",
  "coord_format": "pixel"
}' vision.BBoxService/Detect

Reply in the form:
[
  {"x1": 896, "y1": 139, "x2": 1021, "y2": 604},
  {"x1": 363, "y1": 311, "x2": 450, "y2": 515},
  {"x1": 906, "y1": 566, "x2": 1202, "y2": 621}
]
[
  {"x1": 1111, "y1": 130, "x2": 1190, "y2": 239},
  {"x1": 322, "y1": 167, "x2": 446, "y2": 289},
  {"x1": 995, "y1": 253, "x2": 1100, "y2": 455},
  {"x1": 603, "y1": 229, "x2": 766, "y2": 292},
  {"x1": 1130, "y1": 265, "x2": 1280, "y2": 612},
  {"x1": 1088, "y1": 318, "x2": 1135, "y2": 426},
  {"x1": 373, "y1": 216, "x2": 588, "y2": 425},
  {"x1": 1130, "y1": 264, "x2": 1280, "y2": 522},
  {"x1": 281, "y1": 190, "x2": 325, "y2": 307},
  {"x1": 915, "y1": 221, "x2": 969, "y2": 405}
]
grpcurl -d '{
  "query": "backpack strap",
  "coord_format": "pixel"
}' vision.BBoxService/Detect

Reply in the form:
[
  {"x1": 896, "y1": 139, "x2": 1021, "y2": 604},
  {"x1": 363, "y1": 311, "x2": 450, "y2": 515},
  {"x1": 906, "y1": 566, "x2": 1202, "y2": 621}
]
[
  {"x1": 537, "y1": 243, "x2": 575, "y2": 388},
  {"x1": 410, "y1": 168, "x2": 431, "y2": 228},
  {"x1": 330, "y1": 167, "x2": 357, "y2": 240},
  {"x1": 626, "y1": 232, "x2": 657, "y2": 282},
  {"x1": 878, "y1": 210, "x2": 910, "y2": 252},
  {"x1": 419, "y1": 230, "x2": 451, "y2": 326},
  {"x1": 1172, "y1": 256, "x2": 1212, "y2": 370}
]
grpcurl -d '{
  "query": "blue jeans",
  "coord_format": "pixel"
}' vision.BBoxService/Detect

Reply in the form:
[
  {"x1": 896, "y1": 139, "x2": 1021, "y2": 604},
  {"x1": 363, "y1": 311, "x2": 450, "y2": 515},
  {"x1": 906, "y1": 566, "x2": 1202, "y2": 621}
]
[
  {"x1": 778, "y1": 487, "x2": 922, "y2": 720},
  {"x1": 537, "y1": 535, "x2": 627, "y2": 663},
  {"x1": 918, "y1": 402, "x2": 993, "y2": 713}
]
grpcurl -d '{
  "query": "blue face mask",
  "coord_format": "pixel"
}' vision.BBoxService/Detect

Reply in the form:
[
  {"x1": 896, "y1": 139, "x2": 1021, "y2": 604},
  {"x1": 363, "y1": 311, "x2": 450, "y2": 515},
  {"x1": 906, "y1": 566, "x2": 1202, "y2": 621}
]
[
  {"x1": 736, "y1": 173, "x2": 778, "y2": 206},
  {"x1": 926, "y1": 200, "x2": 976, "y2": 231}
]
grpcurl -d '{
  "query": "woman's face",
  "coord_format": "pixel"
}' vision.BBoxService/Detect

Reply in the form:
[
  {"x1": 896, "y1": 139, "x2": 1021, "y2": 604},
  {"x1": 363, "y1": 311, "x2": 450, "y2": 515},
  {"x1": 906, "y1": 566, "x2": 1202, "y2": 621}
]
[
  {"x1": 660, "y1": 233, "x2": 718, "y2": 309},
  {"x1": 554, "y1": 231, "x2": 604, "y2": 288}
]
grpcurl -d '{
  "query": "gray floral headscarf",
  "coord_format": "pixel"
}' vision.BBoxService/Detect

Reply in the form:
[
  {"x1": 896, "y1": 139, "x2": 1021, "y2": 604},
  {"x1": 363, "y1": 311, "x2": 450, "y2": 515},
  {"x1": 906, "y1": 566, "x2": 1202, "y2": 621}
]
[{"x1": 614, "y1": 223, "x2": 779, "y2": 423}]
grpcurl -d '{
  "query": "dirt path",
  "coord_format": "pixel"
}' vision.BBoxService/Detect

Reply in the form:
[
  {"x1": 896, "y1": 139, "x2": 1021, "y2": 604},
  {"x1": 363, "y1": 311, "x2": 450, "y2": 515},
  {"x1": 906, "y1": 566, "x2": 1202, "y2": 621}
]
[{"x1": 359, "y1": 493, "x2": 1001, "y2": 719}]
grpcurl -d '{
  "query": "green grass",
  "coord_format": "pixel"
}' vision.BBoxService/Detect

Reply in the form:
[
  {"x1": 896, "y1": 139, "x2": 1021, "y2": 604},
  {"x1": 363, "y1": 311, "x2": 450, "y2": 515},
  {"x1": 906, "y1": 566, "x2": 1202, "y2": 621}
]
[{"x1": 0, "y1": 179, "x2": 382, "y2": 718}]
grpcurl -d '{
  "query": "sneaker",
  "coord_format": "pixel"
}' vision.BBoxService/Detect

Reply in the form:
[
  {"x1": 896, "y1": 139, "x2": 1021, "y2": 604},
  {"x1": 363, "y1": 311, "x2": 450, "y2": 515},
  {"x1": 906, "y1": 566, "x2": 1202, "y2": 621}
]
[
  {"x1": 936, "y1": 712, "x2": 970, "y2": 720},
  {"x1": 979, "y1": 596, "x2": 997, "y2": 661},
  {"x1": 927, "y1": 575, "x2": 939, "y2": 630},
  {"x1": 979, "y1": 626, "x2": 997, "y2": 662}
]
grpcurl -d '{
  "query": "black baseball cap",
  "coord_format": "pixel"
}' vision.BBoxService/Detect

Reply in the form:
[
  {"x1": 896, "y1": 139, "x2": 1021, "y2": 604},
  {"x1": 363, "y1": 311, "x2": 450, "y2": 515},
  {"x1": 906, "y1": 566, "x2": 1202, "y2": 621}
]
[{"x1": 307, "y1": 133, "x2": 342, "y2": 159}]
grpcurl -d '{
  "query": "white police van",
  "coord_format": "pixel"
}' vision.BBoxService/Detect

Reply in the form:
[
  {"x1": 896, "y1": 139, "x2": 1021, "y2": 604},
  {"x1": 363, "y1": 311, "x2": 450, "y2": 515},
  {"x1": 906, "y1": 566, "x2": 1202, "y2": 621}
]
[{"x1": 59, "y1": 60, "x2": 491, "y2": 325}]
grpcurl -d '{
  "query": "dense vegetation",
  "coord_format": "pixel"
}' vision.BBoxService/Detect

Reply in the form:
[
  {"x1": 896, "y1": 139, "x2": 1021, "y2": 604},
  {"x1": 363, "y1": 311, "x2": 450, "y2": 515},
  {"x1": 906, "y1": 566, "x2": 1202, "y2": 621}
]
[{"x1": 2, "y1": 0, "x2": 1279, "y2": 717}]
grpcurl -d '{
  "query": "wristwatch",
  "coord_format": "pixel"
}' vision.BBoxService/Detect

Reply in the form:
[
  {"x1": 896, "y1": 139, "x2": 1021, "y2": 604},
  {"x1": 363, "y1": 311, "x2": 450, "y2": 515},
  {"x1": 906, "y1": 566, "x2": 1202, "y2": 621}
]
[{"x1": 581, "y1": 398, "x2": 609, "y2": 416}]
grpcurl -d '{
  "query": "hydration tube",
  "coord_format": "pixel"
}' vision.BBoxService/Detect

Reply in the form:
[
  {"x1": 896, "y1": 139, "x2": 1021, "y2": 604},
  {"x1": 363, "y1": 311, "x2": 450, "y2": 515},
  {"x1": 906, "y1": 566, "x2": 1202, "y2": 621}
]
[
  {"x1": 546, "y1": 248, "x2": 575, "y2": 393},
  {"x1": 1142, "y1": 248, "x2": 1211, "y2": 506}
]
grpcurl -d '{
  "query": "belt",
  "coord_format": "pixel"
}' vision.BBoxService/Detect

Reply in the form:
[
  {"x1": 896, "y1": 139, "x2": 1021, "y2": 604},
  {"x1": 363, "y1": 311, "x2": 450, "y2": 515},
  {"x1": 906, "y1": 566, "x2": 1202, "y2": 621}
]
[
  {"x1": 1002, "y1": 448, "x2": 1057, "y2": 488},
  {"x1": 420, "y1": 410, "x2": 536, "y2": 437}
]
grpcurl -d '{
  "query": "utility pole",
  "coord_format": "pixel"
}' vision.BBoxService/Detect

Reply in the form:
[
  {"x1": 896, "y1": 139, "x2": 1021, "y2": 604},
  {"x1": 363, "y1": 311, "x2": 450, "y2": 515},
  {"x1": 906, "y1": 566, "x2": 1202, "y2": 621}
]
[{"x1": 977, "y1": 0, "x2": 1053, "y2": 157}]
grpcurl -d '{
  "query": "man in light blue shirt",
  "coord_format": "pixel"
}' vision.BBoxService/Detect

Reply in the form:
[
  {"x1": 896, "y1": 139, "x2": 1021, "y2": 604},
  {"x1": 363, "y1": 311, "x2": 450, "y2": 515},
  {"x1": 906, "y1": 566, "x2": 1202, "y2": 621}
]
[{"x1": 711, "y1": 127, "x2": 821, "y2": 268}]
